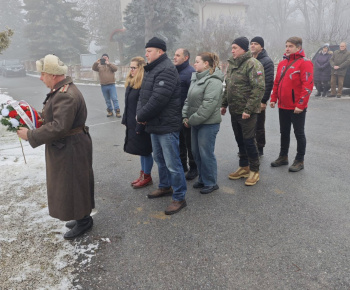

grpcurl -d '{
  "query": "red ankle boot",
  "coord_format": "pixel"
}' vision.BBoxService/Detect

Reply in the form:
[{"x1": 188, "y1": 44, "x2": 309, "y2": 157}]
[
  {"x1": 131, "y1": 171, "x2": 144, "y2": 186},
  {"x1": 133, "y1": 173, "x2": 153, "y2": 188}
]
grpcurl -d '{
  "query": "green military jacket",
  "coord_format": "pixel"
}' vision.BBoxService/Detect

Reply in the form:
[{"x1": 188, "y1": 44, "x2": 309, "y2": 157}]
[{"x1": 222, "y1": 51, "x2": 265, "y2": 115}]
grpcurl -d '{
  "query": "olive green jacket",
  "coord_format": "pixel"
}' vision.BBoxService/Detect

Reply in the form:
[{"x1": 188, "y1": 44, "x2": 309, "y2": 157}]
[
  {"x1": 222, "y1": 51, "x2": 265, "y2": 115},
  {"x1": 330, "y1": 49, "x2": 350, "y2": 76},
  {"x1": 182, "y1": 68, "x2": 224, "y2": 126}
]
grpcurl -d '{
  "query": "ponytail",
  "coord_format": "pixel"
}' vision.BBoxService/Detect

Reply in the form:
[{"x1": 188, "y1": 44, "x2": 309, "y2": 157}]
[{"x1": 198, "y1": 52, "x2": 220, "y2": 74}]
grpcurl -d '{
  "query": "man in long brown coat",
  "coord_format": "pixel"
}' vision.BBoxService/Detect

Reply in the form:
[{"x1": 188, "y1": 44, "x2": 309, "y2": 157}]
[
  {"x1": 329, "y1": 42, "x2": 350, "y2": 98},
  {"x1": 17, "y1": 54, "x2": 95, "y2": 240}
]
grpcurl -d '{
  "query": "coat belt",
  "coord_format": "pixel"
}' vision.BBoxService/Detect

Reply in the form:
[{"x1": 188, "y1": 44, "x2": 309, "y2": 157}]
[{"x1": 65, "y1": 125, "x2": 89, "y2": 137}]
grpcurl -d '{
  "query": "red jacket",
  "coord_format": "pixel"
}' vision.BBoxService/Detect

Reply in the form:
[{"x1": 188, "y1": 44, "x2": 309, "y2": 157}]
[{"x1": 270, "y1": 49, "x2": 313, "y2": 110}]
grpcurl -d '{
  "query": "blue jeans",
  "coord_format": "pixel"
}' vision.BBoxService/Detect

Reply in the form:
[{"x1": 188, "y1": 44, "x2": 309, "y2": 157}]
[
  {"x1": 191, "y1": 123, "x2": 220, "y2": 186},
  {"x1": 101, "y1": 84, "x2": 119, "y2": 112},
  {"x1": 140, "y1": 154, "x2": 153, "y2": 175},
  {"x1": 151, "y1": 132, "x2": 187, "y2": 201}
]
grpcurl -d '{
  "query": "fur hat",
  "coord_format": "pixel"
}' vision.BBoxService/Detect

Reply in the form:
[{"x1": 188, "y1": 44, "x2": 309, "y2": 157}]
[
  {"x1": 36, "y1": 54, "x2": 67, "y2": 75},
  {"x1": 251, "y1": 36, "x2": 264, "y2": 48},
  {"x1": 232, "y1": 37, "x2": 249, "y2": 52},
  {"x1": 145, "y1": 37, "x2": 167, "y2": 51}
]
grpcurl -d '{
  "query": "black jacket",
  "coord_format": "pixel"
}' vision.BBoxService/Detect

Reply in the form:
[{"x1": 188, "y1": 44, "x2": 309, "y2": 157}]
[
  {"x1": 256, "y1": 49, "x2": 274, "y2": 104},
  {"x1": 176, "y1": 60, "x2": 195, "y2": 107},
  {"x1": 122, "y1": 86, "x2": 152, "y2": 156},
  {"x1": 137, "y1": 53, "x2": 182, "y2": 134}
]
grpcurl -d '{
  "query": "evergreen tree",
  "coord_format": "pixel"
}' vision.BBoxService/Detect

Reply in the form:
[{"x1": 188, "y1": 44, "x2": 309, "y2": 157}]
[
  {"x1": 122, "y1": 0, "x2": 198, "y2": 61},
  {"x1": 0, "y1": 0, "x2": 28, "y2": 59},
  {"x1": 23, "y1": 0, "x2": 88, "y2": 63},
  {"x1": 0, "y1": 28, "x2": 14, "y2": 54}
]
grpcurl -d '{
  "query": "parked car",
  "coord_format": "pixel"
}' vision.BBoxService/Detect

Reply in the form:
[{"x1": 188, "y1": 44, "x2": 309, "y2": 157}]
[
  {"x1": 0, "y1": 59, "x2": 26, "y2": 77},
  {"x1": 312, "y1": 44, "x2": 350, "y2": 88}
]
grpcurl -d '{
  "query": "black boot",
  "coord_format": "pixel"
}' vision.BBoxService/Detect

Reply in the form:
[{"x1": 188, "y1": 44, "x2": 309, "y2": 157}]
[
  {"x1": 315, "y1": 91, "x2": 321, "y2": 97},
  {"x1": 64, "y1": 215, "x2": 93, "y2": 240},
  {"x1": 185, "y1": 167, "x2": 198, "y2": 180},
  {"x1": 65, "y1": 220, "x2": 76, "y2": 229}
]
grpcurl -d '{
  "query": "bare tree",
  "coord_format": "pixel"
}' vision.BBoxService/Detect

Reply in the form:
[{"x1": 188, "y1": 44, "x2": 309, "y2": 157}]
[{"x1": 296, "y1": 0, "x2": 350, "y2": 48}]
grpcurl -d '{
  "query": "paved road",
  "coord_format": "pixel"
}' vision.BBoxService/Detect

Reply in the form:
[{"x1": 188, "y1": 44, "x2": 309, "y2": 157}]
[{"x1": 2, "y1": 75, "x2": 350, "y2": 289}]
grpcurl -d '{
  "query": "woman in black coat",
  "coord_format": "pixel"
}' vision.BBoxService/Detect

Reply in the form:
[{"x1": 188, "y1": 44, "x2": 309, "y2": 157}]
[
  {"x1": 122, "y1": 56, "x2": 153, "y2": 188},
  {"x1": 314, "y1": 44, "x2": 332, "y2": 97}
]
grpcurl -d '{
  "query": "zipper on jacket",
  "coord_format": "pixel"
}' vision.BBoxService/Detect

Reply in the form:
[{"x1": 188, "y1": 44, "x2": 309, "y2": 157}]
[{"x1": 292, "y1": 89, "x2": 295, "y2": 104}]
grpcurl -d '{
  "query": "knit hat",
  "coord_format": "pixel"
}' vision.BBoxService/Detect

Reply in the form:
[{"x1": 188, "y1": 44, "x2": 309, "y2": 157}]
[
  {"x1": 323, "y1": 43, "x2": 330, "y2": 48},
  {"x1": 145, "y1": 37, "x2": 167, "y2": 51},
  {"x1": 102, "y1": 53, "x2": 109, "y2": 58},
  {"x1": 251, "y1": 36, "x2": 264, "y2": 48},
  {"x1": 232, "y1": 37, "x2": 249, "y2": 52},
  {"x1": 36, "y1": 54, "x2": 67, "y2": 75}
]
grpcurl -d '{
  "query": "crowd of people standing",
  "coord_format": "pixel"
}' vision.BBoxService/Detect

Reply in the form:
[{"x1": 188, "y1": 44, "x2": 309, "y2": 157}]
[{"x1": 26, "y1": 34, "x2": 350, "y2": 239}]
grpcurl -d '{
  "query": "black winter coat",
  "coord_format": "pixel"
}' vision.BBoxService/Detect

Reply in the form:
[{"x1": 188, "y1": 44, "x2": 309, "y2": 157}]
[
  {"x1": 257, "y1": 49, "x2": 274, "y2": 104},
  {"x1": 176, "y1": 60, "x2": 195, "y2": 107},
  {"x1": 314, "y1": 51, "x2": 332, "y2": 82},
  {"x1": 137, "y1": 54, "x2": 182, "y2": 135},
  {"x1": 122, "y1": 86, "x2": 152, "y2": 156}
]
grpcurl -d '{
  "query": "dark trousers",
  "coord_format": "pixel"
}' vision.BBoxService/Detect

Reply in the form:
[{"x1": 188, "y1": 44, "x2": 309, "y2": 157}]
[
  {"x1": 315, "y1": 81, "x2": 330, "y2": 94},
  {"x1": 331, "y1": 75, "x2": 345, "y2": 96},
  {"x1": 179, "y1": 125, "x2": 196, "y2": 169},
  {"x1": 279, "y1": 108, "x2": 306, "y2": 161},
  {"x1": 231, "y1": 113, "x2": 260, "y2": 172},
  {"x1": 256, "y1": 109, "x2": 266, "y2": 149}
]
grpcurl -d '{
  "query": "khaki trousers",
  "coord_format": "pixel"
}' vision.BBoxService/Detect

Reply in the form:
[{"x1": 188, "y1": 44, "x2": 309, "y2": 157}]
[{"x1": 331, "y1": 74, "x2": 345, "y2": 96}]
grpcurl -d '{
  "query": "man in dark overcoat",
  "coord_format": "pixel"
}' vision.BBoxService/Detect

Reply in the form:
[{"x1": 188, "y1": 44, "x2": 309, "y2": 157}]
[{"x1": 17, "y1": 54, "x2": 95, "y2": 240}]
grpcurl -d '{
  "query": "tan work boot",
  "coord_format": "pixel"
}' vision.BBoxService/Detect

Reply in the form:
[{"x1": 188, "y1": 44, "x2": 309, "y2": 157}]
[
  {"x1": 116, "y1": 109, "x2": 121, "y2": 118},
  {"x1": 147, "y1": 187, "x2": 173, "y2": 199},
  {"x1": 245, "y1": 171, "x2": 260, "y2": 186},
  {"x1": 164, "y1": 200, "x2": 187, "y2": 215},
  {"x1": 228, "y1": 166, "x2": 250, "y2": 180},
  {"x1": 107, "y1": 109, "x2": 113, "y2": 117}
]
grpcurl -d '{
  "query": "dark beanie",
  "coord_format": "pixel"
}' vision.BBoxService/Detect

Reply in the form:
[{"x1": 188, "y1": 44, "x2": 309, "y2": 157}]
[
  {"x1": 251, "y1": 36, "x2": 264, "y2": 48},
  {"x1": 232, "y1": 37, "x2": 249, "y2": 52},
  {"x1": 145, "y1": 37, "x2": 167, "y2": 51},
  {"x1": 102, "y1": 53, "x2": 109, "y2": 58}
]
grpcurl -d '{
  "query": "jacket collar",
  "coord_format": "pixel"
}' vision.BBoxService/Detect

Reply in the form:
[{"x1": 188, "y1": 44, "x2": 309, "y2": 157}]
[
  {"x1": 283, "y1": 49, "x2": 305, "y2": 61},
  {"x1": 256, "y1": 49, "x2": 268, "y2": 60},
  {"x1": 145, "y1": 53, "x2": 168, "y2": 72},
  {"x1": 228, "y1": 51, "x2": 252, "y2": 67},
  {"x1": 44, "y1": 76, "x2": 73, "y2": 104},
  {"x1": 176, "y1": 59, "x2": 190, "y2": 73}
]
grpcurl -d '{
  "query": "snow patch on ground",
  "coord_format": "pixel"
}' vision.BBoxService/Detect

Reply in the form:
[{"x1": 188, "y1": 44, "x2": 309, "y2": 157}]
[{"x1": 0, "y1": 93, "x2": 99, "y2": 289}]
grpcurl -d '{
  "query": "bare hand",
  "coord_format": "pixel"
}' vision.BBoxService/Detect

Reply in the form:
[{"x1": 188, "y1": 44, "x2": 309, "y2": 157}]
[
  {"x1": 260, "y1": 103, "x2": 267, "y2": 111},
  {"x1": 294, "y1": 107, "x2": 303, "y2": 114},
  {"x1": 220, "y1": 107, "x2": 227, "y2": 116},
  {"x1": 334, "y1": 66, "x2": 339, "y2": 70},
  {"x1": 242, "y1": 112, "x2": 250, "y2": 119},
  {"x1": 17, "y1": 127, "x2": 29, "y2": 141},
  {"x1": 270, "y1": 102, "x2": 276, "y2": 108}
]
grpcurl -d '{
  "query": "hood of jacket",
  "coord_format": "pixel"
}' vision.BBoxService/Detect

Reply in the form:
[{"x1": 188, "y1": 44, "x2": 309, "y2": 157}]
[
  {"x1": 191, "y1": 67, "x2": 224, "y2": 84},
  {"x1": 228, "y1": 51, "x2": 253, "y2": 68}
]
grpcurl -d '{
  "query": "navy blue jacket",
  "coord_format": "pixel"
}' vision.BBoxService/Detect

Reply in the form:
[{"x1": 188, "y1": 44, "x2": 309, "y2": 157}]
[
  {"x1": 137, "y1": 53, "x2": 182, "y2": 134},
  {"x1": 176, "y1": 60, "x2": 195, "y2": 107},
  {"x1": 256, "y1": 49, "x2": 274, "y2": 104}
]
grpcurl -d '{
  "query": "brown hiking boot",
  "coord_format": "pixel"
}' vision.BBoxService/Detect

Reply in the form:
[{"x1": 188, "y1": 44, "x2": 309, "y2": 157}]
[
  {"x1": 271, "y1": 156, "x2": 288, "y2": 167},
  {"x1": 289, "y1": 160, "x2": 304, "y2": 172},
  {"x1": 228, "y1": 166, "x2": 250, "y2": 180},
  {"x1": 245, "y1": 171, "x2": 260, "y2": 186},
  {"x1": 147, "y1": 187, "x2": 173, "y2": 199},
  {"x1": 133, "y1": 173, "x2": 153, "y2": 188},
  {"x1": 107, "y1": 109, "x2": 113, "y2": 117},
  {"x1": 116, "y1": 109, "x2": 121, "y2": 118},
  {"x1": 164, "y1": 200, "x2": 187, "y2": 215}
]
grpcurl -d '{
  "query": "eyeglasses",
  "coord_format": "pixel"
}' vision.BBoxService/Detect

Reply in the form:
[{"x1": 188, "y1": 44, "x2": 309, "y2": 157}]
[{"x1": 129, "y1": 67, "x2": 137, "y2": 70}]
